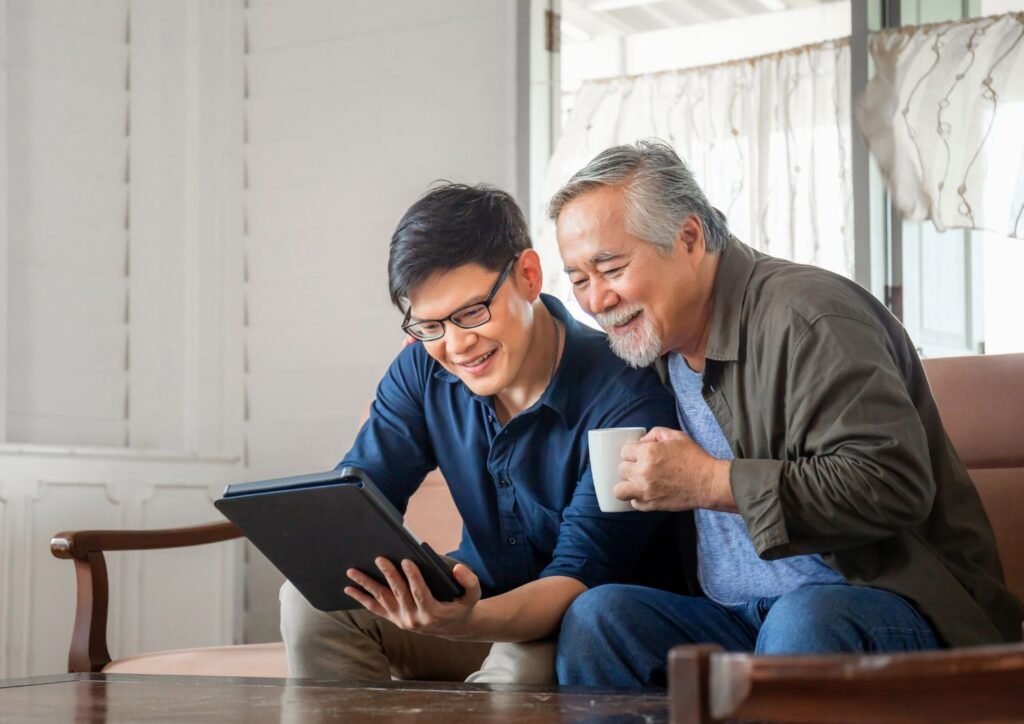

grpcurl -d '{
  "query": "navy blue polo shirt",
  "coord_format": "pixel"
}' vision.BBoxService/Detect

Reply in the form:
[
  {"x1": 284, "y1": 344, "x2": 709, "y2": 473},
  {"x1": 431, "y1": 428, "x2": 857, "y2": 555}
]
[{"x1": 339, "y1": 294, "x2": 679, "y2": 598}]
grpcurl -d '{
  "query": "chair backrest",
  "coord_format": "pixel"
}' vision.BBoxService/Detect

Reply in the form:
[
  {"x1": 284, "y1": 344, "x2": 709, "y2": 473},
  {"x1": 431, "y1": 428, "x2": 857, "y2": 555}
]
[{"x1": 922, "y1": 353, "x2": 1024, "y2": 602}]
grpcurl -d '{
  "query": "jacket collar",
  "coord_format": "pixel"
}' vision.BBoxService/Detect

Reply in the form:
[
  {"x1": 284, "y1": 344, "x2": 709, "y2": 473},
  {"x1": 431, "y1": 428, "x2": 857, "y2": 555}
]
[
  {"x1": 703, "y1": 236, "x2": 757, "y2": 363},
  {"x1": 654, "y1": 236, "x2": 757, "y2": 380}
]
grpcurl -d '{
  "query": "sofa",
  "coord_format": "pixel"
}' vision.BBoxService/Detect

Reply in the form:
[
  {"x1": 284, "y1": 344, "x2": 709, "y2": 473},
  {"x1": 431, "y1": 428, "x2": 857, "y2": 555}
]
[{"x1": 51, "y1": 353, "x2": 1024, "y2": 678}]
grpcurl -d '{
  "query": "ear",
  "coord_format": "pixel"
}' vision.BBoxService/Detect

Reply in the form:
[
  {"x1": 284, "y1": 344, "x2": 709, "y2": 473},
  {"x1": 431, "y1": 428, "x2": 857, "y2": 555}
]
[
  {"x1": 676, "y1": 215, "x2": 707, "y2": 265},
  {"x1": 514, "y1": 249, "x2": 544, "y2": 300}
]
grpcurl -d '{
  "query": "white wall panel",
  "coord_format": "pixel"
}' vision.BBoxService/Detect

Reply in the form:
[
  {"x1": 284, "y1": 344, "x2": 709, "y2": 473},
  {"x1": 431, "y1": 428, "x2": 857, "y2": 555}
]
[
  {"x1": 243, "y1": 418, "x2": 356, "y2": 477},
  {"x1": 244, "y1": 181, "x2": 396, "y2": 237},
  {"x1": 136, "y1": 485, "x2": 235, "y2": 654},
  {"x1": 6, "y1": 416, "x2": 127, "y2": 450},
  {"x1": 8, "y1": 0, "x2": 130, "y2": 42},
  {"x1": 245, "y1": 278, "x2": 393, "y2": 328},
  {"x1": 8, "y1": 321, "x2": 127, "y2": 374},
  {"x1": 0, "y1": 488, "x2": 10, "y2": 679},
  {"x1": 245, "y1": 0, "x2": 495, "y2": 51},
  {"x1": 7, "y1": 371, "x2": 126, "y2": 420},
  {"x1": 9, "y1": 161, "x2": 126, "y2": 233},
  {"x1": 247, "y1": 366, "x2": 384, "y2": 421},
  {"x1": 5, "y1": 0, "x2": 130, "y2": 447},
  {"x1": 8, "y1": 225, "x2": 127, "y2": 275},
  {"x1": 1, "y1": 0, "x2": 246, "y2": 676},
  {"x1": 244, "y1": 227, "x2": 386, "y2": 283},
  {"x1": 245, "y1": 326, "x2": 387, "y2": 373},
  {"x1": 245, "y1": 120, "x2": 387, "y2": 189},
  {"x1": 0, "y1": 0, "x2": 8, "y2": 448},
  {"x1": 245, "y1": 86, "x2": 381, "y2": 147},
  {"x1": 0, "y1": 453, "x2": 243, "y2": 678},
  {"x1": 6, "y1": 16, "x2": 129, "y2": 87},
  {"x1": 7, "y1": 267, "x2": 128, "y2": 324}
]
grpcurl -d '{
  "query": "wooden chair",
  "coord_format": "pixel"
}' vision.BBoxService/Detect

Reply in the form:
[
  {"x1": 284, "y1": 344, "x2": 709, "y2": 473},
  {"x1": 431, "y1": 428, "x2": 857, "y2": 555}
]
[
  {"x1": 50, "y1": 522, "x2": 244, "y2": 674},
  {"x1": 668, "y1": 352, "x2": 1024, "y2": 723},
  {"x1": 51, "y1": 470, "x2": 461, "y2": 675}
]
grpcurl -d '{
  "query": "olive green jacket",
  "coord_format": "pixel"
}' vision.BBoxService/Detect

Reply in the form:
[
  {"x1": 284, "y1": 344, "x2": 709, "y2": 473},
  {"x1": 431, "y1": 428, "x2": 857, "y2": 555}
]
[{"x1": 655, "y1": 237, "x2": 1024, "y2": 646}]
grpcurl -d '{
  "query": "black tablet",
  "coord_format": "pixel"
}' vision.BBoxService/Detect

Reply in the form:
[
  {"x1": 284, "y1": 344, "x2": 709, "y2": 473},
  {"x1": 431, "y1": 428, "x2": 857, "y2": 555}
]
[{"x1": 214, "y1": 467, "x2": 464, "y2": 611}]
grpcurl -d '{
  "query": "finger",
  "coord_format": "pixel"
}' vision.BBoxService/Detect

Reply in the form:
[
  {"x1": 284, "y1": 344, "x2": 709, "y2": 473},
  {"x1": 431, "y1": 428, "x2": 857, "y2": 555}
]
[
  {"x1": 400, "y1": 560, "x2": 435, "y2": 608},
  {"x1": 620, "y1": 440, "x2": 641, "y2": 462},
  {"x1": 451, "y1": 563, "x2": 481, "y2": 600},
  {"x1": 344, "y1": 585, "x2": 387, "y2": 618},
  {"x1": 376, "y1": 557, "x2": 414, "y2": 611},
  {"x1": 347, "y1": 567, "x2": 396, "y2": 612},
  {"x1": 630, "y1": 498, "x2": 658, "y2": 512},
  {"x1": 617, "y1": 458, "x2": 635, "y2": 481},
  {"x1": 613, "y1": 478, "x2": 643, "y2": 502},
  {"x1": 646, "y1": 426, "x2": 687, "y2": 442}
]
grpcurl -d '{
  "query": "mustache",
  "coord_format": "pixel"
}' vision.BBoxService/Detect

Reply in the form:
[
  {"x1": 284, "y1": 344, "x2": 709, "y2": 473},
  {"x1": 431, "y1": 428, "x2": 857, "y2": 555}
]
[{"x1": 596, "y1": 304, "x2": 643, "y2": 329}]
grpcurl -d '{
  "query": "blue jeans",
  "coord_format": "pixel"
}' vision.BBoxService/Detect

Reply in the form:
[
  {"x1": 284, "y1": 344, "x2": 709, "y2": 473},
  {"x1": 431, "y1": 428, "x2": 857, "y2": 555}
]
[{"x1": 556, "y1": 584, "x2": 940, "y2": 687}]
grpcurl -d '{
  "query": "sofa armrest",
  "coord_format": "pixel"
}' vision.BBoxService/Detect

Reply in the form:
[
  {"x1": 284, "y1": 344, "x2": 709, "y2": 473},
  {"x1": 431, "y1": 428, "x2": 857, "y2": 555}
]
[
  {"x1": 50, "y1": 521, "x2": 243, "y2": 673},
  {"x1": 668, "y1": 641, "x2": 1024, "y2": 722}
]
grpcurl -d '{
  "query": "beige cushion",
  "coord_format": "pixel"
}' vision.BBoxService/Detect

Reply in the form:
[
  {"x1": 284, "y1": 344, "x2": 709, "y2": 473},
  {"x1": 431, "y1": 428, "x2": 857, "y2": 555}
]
[{"x1": 103, "y1": 642, "x2": 288, "y2": 678}]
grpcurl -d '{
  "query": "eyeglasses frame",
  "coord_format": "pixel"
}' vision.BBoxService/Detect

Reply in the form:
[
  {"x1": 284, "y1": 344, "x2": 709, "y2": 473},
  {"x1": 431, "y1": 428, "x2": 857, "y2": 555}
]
[{"x1": 401, "y1": 255, "x2": 520, "y2": 341}]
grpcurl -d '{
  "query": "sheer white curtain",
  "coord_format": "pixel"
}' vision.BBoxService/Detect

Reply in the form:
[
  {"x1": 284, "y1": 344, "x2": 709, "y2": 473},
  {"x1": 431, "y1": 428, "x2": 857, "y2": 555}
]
[
  {"x1": 857, "y1": 13, "x2": 1024, "y2": 240},
  {"x1": 537, "y1": 38, "x2": 854, "y2": 305}
]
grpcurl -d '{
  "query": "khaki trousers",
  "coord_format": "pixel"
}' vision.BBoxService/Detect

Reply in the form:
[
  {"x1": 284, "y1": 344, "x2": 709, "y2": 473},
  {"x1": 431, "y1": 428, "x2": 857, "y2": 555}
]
[{"x1": 279, "y1": 581, "x2": 556, "y2": 684}]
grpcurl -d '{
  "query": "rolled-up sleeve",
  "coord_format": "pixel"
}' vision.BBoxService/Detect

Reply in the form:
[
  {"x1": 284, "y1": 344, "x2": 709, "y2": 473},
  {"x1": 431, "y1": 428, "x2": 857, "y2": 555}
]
[{"x1": 732, "y1": 314, "x2": 934, "y2": 559}]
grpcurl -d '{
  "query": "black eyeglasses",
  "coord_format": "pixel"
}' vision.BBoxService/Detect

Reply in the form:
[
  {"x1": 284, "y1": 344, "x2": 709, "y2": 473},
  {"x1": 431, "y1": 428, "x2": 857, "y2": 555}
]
[{"x1": 402, "y1": 256, "x2": 519, "y2": 342}]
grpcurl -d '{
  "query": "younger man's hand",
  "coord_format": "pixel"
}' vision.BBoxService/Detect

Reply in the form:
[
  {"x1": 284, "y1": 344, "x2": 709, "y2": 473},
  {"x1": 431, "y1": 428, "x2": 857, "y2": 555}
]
[{"x1": 344, "y1": 558, "x2": 482, "y2": 639}]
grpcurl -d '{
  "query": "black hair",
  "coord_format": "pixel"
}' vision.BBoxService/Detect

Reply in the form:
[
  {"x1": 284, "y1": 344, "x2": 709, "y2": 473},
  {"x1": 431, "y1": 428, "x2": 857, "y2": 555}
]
[{"x1": 388, "y1": 182, "x2": 532, "y2": 308}]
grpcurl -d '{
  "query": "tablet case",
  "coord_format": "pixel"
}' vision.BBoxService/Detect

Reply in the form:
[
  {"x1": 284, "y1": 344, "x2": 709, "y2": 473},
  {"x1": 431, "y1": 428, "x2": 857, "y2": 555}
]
[{"x1": 214, "y1": 467, "x2": 463, "y2": 611}]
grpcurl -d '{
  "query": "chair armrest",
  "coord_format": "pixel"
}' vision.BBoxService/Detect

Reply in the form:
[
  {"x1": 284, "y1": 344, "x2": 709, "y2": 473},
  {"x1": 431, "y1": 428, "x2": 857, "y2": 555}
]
[
  {"x1": 51, "y1": 521, "x2": 242, "y2": 559},
  {"x1": 50, "y1": 521, "x2": 243, "y2": 673}
]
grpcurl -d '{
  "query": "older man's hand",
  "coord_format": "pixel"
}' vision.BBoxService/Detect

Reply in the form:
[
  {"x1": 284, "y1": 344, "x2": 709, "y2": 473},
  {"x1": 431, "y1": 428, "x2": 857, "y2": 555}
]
[{"x1": 615, "y1": 427, "x2": 736, "y2": 512}]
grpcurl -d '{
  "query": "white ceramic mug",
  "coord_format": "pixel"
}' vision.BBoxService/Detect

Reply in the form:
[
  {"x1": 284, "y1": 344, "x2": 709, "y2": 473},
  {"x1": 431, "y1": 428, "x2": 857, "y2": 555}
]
[{"x1": 588, "y1": 427, "x2": 646, "y2": 513}]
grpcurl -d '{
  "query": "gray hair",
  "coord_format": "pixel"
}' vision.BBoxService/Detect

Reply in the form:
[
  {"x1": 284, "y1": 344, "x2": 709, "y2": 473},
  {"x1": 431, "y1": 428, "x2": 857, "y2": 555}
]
[{"x1": 547, "y1": 139, "x2": 730, "y2": 254}]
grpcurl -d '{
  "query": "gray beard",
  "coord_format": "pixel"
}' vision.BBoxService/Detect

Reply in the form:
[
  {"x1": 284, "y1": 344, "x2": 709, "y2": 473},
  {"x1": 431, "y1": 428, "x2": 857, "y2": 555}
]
[{"x1": 601, "y1": 313, "x2": 662, "y2": 369}]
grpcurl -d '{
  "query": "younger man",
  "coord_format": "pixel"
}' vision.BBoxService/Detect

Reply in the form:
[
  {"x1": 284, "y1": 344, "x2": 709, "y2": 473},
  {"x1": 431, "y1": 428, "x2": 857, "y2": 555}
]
[{"x1": 280, "y1": 183, "x2": 683, "y2": 683}]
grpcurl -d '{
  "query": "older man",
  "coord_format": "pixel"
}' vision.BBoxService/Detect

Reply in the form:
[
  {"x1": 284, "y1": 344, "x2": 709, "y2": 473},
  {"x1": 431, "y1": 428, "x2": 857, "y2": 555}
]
[{"x1": 549, "y1": 140, "x2": 1024, "y2": 688}]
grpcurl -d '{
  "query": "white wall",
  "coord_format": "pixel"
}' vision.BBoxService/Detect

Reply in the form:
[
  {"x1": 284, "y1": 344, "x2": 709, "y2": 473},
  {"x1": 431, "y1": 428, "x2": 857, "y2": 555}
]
[
  {"x1": 241, "y1": 0, "x2": 525, "y2": 642},
  {"x1": 1, "y1": 0, "x2": 246, "y2": 677},
  {"x1": 1, "y1": 0, "x2": 526, "y2": 671}
]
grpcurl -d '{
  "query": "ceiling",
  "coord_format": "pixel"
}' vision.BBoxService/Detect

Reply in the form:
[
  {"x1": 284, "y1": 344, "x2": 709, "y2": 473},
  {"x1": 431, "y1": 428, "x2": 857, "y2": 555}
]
[{"x1": 561, "y1": 0, "x2": 843, "y2": 41}]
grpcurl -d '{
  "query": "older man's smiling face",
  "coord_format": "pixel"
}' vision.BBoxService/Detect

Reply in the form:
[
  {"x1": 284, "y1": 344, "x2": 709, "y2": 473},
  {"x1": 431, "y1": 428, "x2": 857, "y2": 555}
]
[{"x1": 555, "y1": 184, "x2": 711, "y2": 366}]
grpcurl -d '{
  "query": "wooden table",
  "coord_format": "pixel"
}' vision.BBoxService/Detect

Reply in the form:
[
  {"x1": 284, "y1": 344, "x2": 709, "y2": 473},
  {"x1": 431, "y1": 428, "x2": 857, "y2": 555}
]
[{"x1": 0, "y1": 674, "x2": 669, "y2": 723}]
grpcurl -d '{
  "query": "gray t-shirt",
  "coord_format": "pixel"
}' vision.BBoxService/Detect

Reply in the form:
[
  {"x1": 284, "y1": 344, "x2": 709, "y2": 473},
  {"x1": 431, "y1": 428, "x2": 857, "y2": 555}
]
[{"x1": 668, "y1": 353, "x2": 846, "y2": 606}]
